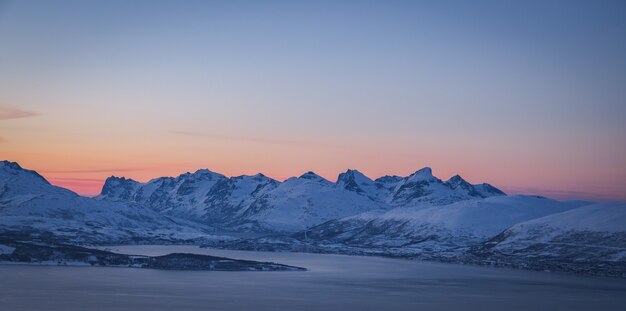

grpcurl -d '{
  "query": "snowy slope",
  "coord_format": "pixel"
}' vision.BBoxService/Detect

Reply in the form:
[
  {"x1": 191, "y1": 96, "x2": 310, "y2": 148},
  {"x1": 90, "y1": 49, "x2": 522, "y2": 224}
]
[
  {"x1": 239, "y1": 172, "x2": 386, "y2": 232},
  {"x1": 300, "y1": 195, "x2": 587, "y2": 255},
  {"x1": 481, "y1": 202, "x2": 626, "y2": 262},
  {"x1": 0, "y1": 161, "x2": 77, "y2": 204},
  {"x1": 0, "y1": 161, "x2": 225, "y2": 244}
]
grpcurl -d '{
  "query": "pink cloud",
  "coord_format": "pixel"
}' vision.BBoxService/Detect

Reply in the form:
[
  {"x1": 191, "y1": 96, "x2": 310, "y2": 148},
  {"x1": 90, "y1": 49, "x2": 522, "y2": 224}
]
[
  {"x1": 170, "y1": 130, "x2": 337, "y2": 147},
  {"x1": 0, "y1": 107, "x2": 38, "y2": 121},
  {"x1": 42, "y1": 166, "x2": 160, "y2": 174}
]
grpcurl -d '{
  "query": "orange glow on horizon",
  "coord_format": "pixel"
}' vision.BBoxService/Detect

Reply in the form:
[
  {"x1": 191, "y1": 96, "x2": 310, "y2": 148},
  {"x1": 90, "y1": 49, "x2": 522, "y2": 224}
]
[
  {"x1": 34, "y1": 162, "x2": 626, "y2": 202},
  {"x1": 2, "y1": 124, "x2": 625, "y2": 202},
  {"x1": 1, "y1": 1, "x2": 625, "y2": 203}
]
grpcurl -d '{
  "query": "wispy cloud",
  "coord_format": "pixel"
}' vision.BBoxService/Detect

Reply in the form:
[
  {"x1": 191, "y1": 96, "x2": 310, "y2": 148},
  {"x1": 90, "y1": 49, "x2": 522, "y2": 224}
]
[
  {"x1": 0, "y1": 107, "x2": 38, "y2": 121},
  {"x1": 170, "y1": 130, "x2": 334, "y2": 146},
  {"x1": 42, "y1": 166, "x2": 160, "y2": 174},
  {"x1": 47, "y1": 177, "x2": 107, "y2": 183},
  {"x1": 0, "y1": 107, "x2": 38, "y2": 143}
]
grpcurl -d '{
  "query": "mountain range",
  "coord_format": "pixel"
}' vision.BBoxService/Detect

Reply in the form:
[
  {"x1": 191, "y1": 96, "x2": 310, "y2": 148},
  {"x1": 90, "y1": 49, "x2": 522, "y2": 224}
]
[
  {"x1": 95, "y1": 165, "x2": 505, "y2": 232},
  {"x1": 0, "y1": 161, "x2": 223, "y2": 244},
  {"x1": 1, "y1": 160, "x2": 624, "y2": 277}
]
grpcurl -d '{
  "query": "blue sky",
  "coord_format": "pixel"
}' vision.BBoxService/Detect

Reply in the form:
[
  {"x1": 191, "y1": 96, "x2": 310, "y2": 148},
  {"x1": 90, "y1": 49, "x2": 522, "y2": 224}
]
[{"x1": 0, "y1": 0, "x2": 625, "y2": 200}]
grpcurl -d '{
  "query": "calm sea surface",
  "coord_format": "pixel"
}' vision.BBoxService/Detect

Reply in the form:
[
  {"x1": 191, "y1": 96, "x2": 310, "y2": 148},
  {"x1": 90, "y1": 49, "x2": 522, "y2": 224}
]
[{"x1": 0, "y1": 245, "x2": 624, "y2": 310}]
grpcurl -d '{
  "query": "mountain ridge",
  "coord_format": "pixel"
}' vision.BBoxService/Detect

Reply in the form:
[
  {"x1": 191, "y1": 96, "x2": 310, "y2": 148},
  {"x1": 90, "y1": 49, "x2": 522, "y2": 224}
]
[
  {"x1": 2, "y1": 160, "x2": 624, "y2": 277},
  {"x1": 96, "y1": 165, "x2": 506, "y2": 231}
]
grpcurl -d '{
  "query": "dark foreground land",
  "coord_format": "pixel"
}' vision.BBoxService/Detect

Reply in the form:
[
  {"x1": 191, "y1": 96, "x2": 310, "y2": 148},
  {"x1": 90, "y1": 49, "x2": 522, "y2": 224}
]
[{"x1": 0, "y1": 240, "x2": 304, "y2": 271}]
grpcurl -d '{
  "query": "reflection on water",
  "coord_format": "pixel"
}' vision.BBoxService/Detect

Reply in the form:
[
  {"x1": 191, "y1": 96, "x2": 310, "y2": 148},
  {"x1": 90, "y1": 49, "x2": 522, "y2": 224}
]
[{"x1": 1, "y1": 245, "x2": 625, "y2": 311}]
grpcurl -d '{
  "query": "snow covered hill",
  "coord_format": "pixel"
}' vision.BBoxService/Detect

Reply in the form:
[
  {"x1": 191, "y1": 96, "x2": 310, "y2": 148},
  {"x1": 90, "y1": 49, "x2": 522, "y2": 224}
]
[
  {"x1": 479, "y1": 202, "x2": 626, "y2": 263},
  {"x1": 298, "y1": 195, "x2": 588, "y2": 256},
  {"x1": 0, "y1": 161, "x2": 225, "y2": 244}
]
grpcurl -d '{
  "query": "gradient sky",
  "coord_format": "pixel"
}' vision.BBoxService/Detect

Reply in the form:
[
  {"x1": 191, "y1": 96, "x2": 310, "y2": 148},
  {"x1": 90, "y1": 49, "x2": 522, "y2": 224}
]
[{"x1": 1, "y1": 0, "x2": 625, "y2": 200}]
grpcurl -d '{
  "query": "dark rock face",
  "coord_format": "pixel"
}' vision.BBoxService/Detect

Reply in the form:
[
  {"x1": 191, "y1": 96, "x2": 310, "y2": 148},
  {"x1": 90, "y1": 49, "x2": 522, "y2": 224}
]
[
  {"x1": 444, "y1": 175, "x2": 480, "y2": 197},
  {"x1": 337, "y1": 171, "x2": 365, "y2": 193},
  {"x1": 101, "y1": 176, "x2": 140, "y2": 201},
  {"x1": 392, "y1": 180, "x2": 433, "y2": 203}
]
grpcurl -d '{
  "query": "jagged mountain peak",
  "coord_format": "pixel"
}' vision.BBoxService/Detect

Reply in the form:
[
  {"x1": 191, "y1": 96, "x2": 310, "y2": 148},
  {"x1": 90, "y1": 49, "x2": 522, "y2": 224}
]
[
  {"x1": 442, "y1": 174, "x2": 506, "y2": 198},
  {"x1": 446, "y1": 174, "x2": 467, "y2": 183},
  {"x1": 100, "y1": 176, "x2": 141, "y2": 200},
  {"x1": 445, "y1": 174, "x2": 471, "y2": 188},
  {"x1": 375, "y1": 175, "x2": 403, "y2": 184},
  {"x1": 178, "y1": 168, "x2": 225, "y2": 180},
  {"x1": 337, "y1": 169, "x2": 375, "y2": 194},
  {"x1": 338, "y1": 169, "x2": 372, "y2": 181},
  {"x1": 343, "y1": 168, "x2": 364, "y2": 175},
  {"x1": 0, "y1": 160, "x2": 23, "y2": 170},
  {"x1": 232, "y1": 172, "x2": 273, "y2": 182},
  {"x1": 104, "y1": 175, "x2": 139, "y2": 183},
  {"x1": 406, "y1": 167, "x2": 435, "y2": 181},
  {"x1": 193, "y1": 168, "x2": 219, "y2": 175},
  {"x1": 298, "y1": 171, "x2": 328, "y2": 182}
]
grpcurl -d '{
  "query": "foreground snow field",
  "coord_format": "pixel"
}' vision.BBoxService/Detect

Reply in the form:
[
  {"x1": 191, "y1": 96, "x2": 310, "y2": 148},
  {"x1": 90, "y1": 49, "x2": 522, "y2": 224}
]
[{"x1": 1, "y1": 245, "x2": 625, "y2": 311}]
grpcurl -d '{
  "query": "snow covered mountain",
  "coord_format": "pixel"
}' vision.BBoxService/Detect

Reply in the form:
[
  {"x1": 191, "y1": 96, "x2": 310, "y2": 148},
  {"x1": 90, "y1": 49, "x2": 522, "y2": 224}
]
[
  {"x1": 0, "y1": 161, "x2": 223, "y2": 244},
  {"x1": 2, "y1": 160, "x2": 624, "y2": 276},
  {"x1": 99, "y1": 169, "x2": 234, "y2": 219},
  {"x1": 100, "y1": 170, "x2": 262, "y2": 226},
  {"x1": 99, "y1": 170, "x2": 384, "y2": 232},
  {"x1": 337, "y1": 167, "x2": 505, "y2": 206},
  {"x1": 479, "y1": 202, "x2": 626, "y2": 263},
  {"x1": 238, "y1": 172, "x2": 385, "y2": 232},
  {"x1": 2, "y1": 160, "x2": 506, "y2": 239},
  {"x1": 98, "y1": 167, "x2": 503, "y2": 232}
]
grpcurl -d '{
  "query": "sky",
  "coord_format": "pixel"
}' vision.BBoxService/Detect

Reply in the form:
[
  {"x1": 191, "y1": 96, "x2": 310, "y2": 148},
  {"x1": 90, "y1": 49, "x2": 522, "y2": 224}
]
[{"x1": 0, "y1": 0, "x2": 625, "y2": 200}]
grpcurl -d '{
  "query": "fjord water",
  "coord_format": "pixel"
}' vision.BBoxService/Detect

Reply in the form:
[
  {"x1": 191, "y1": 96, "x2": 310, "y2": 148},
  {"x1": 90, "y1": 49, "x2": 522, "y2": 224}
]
[{"x1": 1, "y1": 246, "x2": 625, "y2": 311}]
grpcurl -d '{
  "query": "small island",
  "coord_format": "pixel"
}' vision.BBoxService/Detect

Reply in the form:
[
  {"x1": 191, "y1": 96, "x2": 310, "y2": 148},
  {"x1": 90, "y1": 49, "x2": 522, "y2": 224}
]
[{"x1": 0, "y1": 240, "x2": 305, "y2": 272}]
